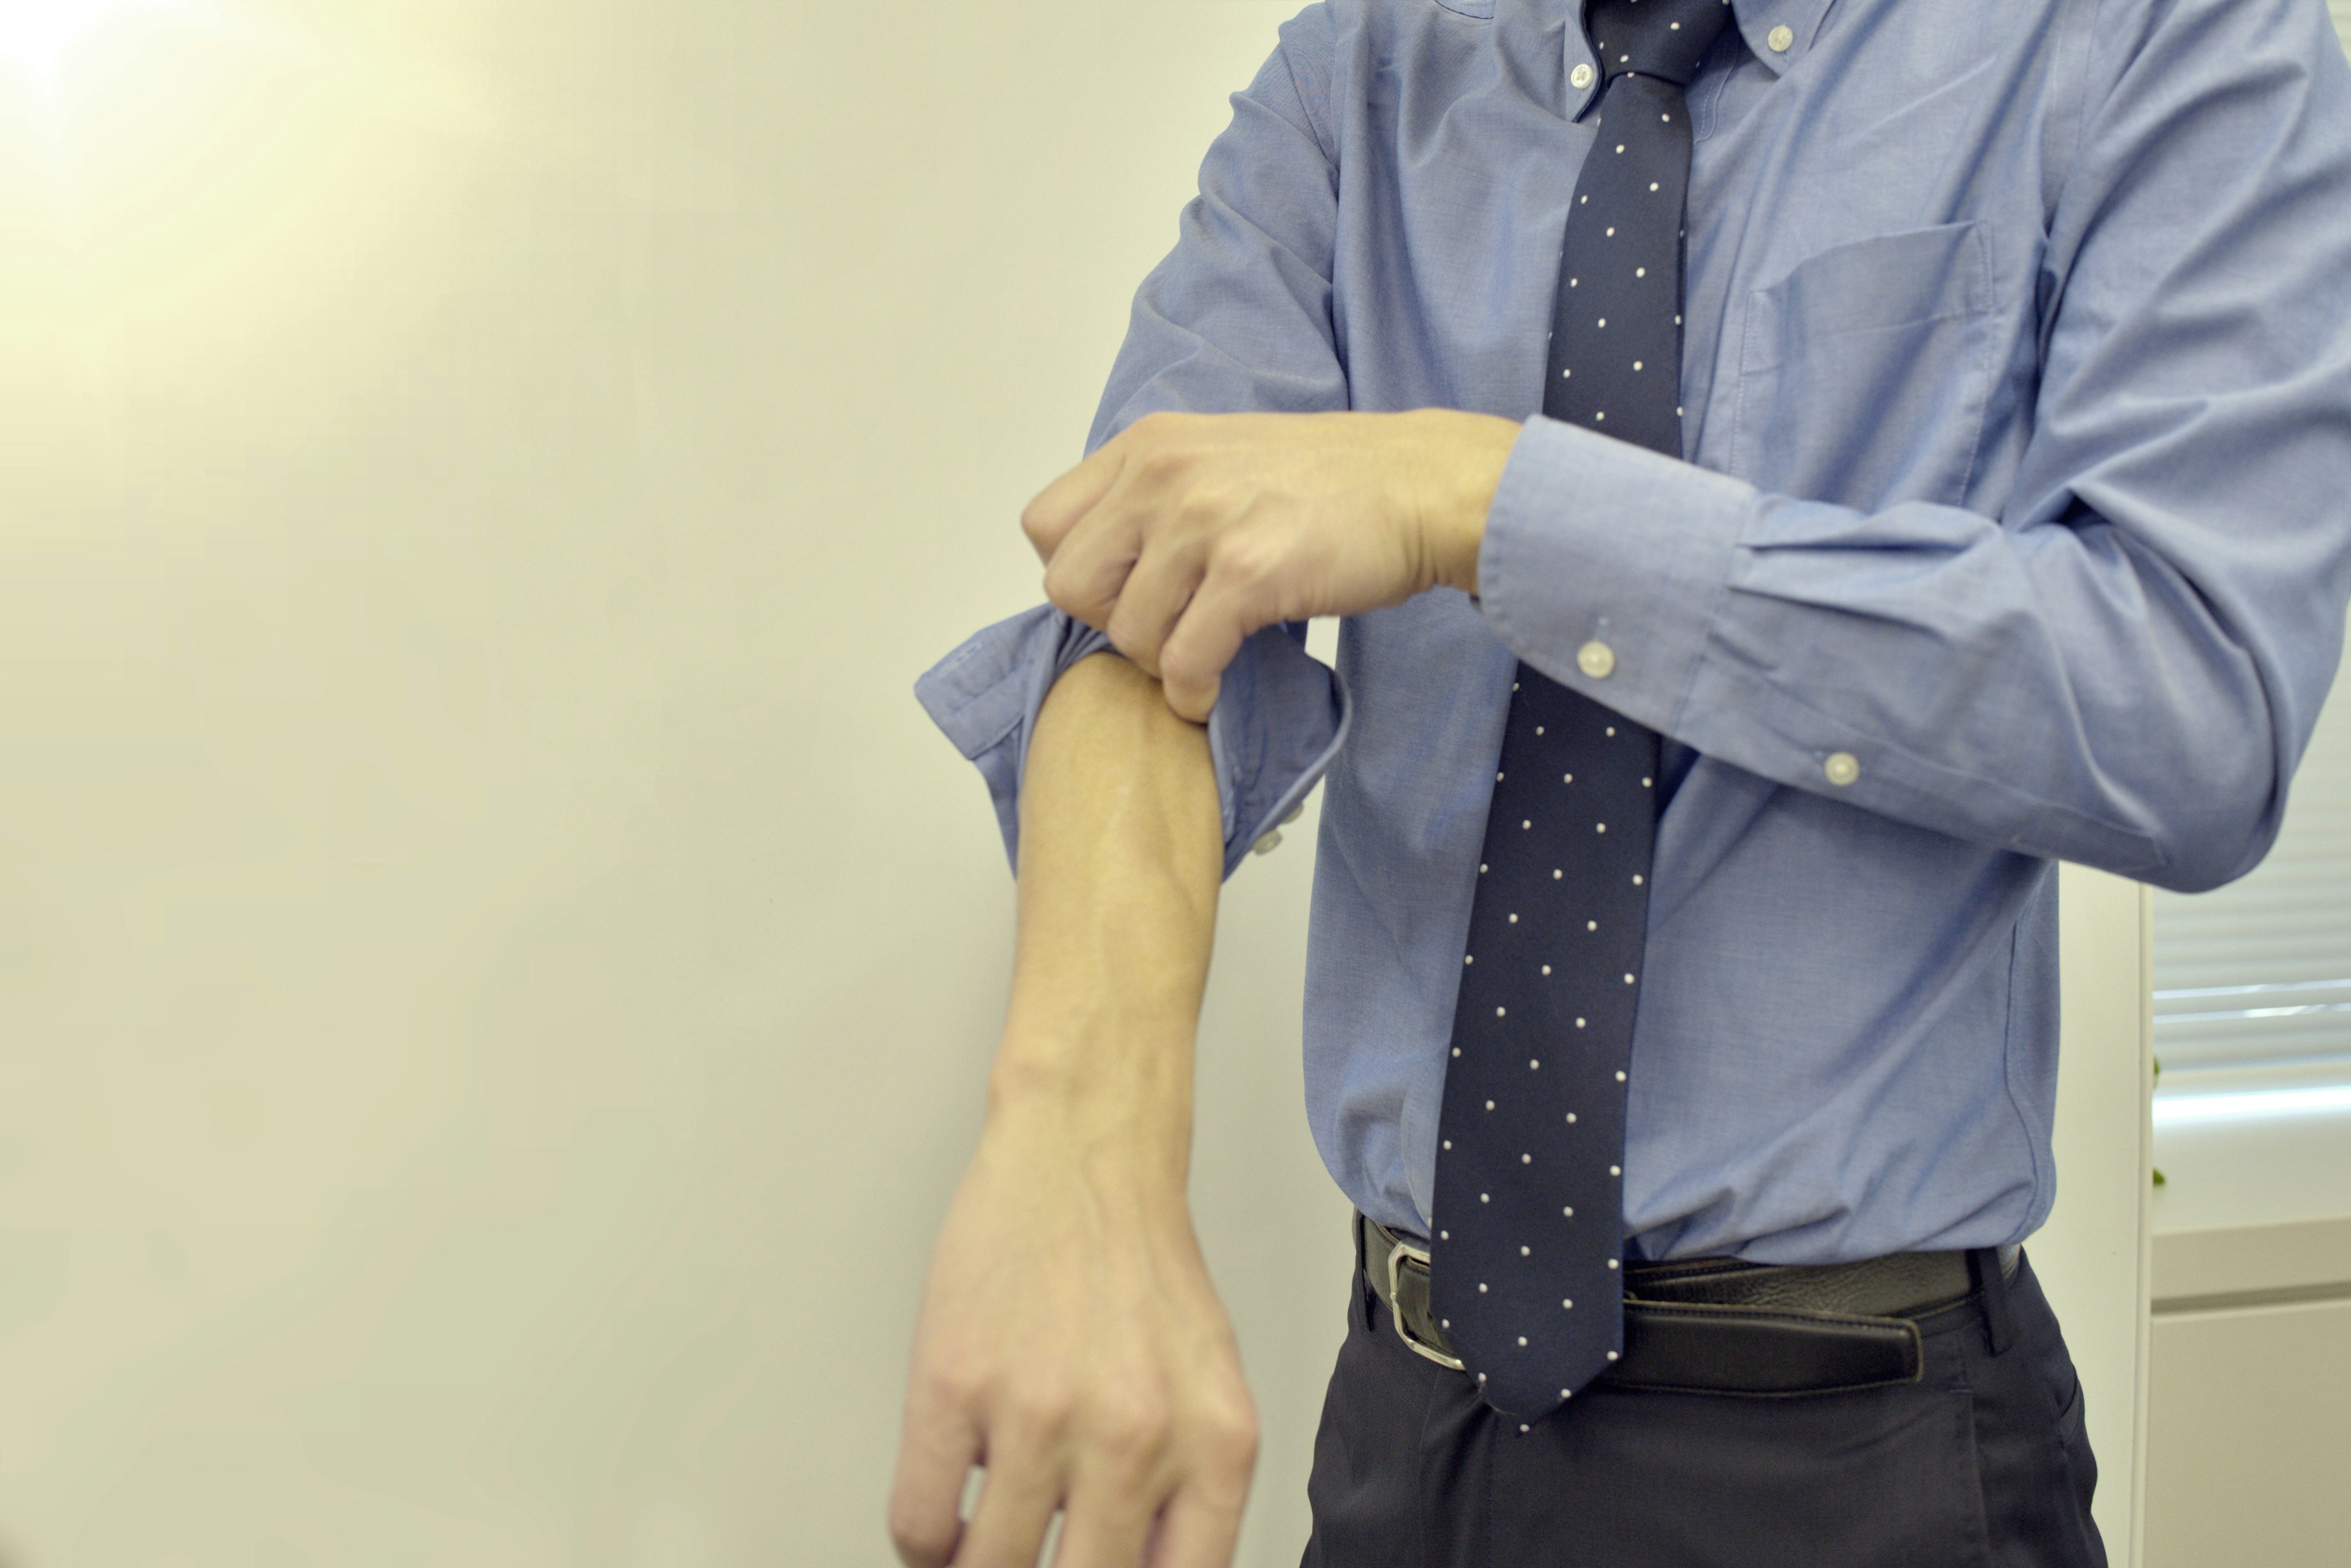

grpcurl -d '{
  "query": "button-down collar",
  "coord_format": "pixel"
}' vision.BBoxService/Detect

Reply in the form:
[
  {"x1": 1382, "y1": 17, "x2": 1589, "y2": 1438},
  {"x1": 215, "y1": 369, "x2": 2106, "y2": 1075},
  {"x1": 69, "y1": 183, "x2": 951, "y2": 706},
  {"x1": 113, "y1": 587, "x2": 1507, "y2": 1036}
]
[
  {"x1": 1565, "y1": 0, "x2": 1834, "y2": 118},
  {"x1": 1730, "y1": 0, "x2": 1833, "y2": 75}
]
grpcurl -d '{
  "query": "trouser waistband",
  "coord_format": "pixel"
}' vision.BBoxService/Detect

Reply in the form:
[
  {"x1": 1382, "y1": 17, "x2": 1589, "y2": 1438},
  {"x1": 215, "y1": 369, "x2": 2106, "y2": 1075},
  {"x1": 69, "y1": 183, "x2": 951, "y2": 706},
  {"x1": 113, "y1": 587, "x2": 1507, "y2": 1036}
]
[{"x1": 1357, "y1": 1211, "x2": 2023, "y2": 1397}]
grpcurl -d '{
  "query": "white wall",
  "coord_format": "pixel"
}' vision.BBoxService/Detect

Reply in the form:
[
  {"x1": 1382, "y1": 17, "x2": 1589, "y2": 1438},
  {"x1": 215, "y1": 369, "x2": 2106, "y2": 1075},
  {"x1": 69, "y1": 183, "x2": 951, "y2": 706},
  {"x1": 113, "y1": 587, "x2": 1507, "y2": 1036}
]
[
  {"x1": 0, "y1": 4, "x2": 2147, "y2": 1563},
  {"x1": 0, "y1": 2, "x2": 1348, "y2": 1561}
]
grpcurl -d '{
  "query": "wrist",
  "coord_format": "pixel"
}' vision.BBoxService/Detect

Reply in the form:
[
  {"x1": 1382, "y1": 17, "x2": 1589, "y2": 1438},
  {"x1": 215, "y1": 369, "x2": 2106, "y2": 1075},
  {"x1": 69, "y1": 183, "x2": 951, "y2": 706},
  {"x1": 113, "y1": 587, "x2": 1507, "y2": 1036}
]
[
  {"x1": 984, "y1": 1038, "x2": 1197, "y2": 1188},
  {"x1": 1411, "y1": 408, "x2": 1521, "y2": 598}
]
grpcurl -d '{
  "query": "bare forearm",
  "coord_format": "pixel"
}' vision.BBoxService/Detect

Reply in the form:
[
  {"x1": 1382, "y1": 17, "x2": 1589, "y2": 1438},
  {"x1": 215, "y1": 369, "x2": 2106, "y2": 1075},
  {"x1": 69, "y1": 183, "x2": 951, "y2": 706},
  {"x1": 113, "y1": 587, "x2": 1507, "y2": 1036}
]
[
  {"x1": 994, "y1": 650, "x2": 1223, "y2": 1177},
  {"x1": 891, "y1": 651, "x2": 1256, "y2": 1568}
]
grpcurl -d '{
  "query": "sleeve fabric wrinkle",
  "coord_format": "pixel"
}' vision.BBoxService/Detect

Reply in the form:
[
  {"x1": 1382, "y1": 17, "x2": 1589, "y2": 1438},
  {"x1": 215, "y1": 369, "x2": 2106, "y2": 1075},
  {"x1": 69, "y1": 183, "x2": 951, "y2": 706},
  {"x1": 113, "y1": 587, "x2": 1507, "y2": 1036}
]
[
  {"x1": 1476, "y1": 0, "x2": 2351, "y2": 893},
  {"x1": 913, "y1": 6, "x2": 1354, "y2": 881}
]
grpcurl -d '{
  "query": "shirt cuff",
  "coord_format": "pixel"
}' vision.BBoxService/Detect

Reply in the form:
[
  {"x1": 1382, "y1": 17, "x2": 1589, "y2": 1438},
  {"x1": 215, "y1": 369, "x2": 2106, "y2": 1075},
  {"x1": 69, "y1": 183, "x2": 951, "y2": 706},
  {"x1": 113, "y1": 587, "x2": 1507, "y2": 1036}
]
[
  {"x1": 913, "y1": 607, "x2": 1349, "y2": 880},
  {"x1": 1475, "y1": 413, "x2": 1754, "y2": 737}
]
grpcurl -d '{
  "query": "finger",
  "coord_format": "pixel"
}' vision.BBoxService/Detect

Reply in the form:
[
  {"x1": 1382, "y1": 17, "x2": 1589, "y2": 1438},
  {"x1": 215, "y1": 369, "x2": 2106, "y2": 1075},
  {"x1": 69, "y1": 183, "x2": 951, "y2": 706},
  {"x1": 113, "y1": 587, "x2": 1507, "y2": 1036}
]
[
  {"x1": 954, "y1": 1436, "x2": 1065, "y2": 1568},
  {"x1": 1023, "y1": 432, "x2": 1137, "y2": 565},
  {"x1": 1155, "y1": 564, "x2": 1281, "y2": 724},
  {"x1": 887, "y1": 1394, "x2": 981, "y2": 1568},
  {"x1": 1040, "y1": 471, "x2": 1150, "y2": 631},
  {"x1": 1049, "y1": 1473, "x2": 1160, "y2": 1568},
  {"x1": 1141, "y1": 1488, "x2": 1249, "y2": 1568},
  {"x1": 1101, "y1": 527, "x2": 1210, "y2": 680}
]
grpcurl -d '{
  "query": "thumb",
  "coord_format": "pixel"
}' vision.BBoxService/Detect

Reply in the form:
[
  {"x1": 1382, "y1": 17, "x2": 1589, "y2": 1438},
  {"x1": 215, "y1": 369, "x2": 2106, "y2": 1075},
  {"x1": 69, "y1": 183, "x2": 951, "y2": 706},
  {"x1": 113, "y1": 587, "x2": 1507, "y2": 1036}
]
[{"x1": 1161, "y1": 669, "x2": 1223, "y2": 726}]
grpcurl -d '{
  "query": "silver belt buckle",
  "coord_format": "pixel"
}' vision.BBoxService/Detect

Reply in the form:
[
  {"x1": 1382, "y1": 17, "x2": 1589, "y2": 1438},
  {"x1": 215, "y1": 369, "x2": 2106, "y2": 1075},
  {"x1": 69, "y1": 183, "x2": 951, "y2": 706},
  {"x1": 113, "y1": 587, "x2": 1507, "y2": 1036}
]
[{"x1": 1385, "y1": 1234, "x2": 1466, "y2": 1371}]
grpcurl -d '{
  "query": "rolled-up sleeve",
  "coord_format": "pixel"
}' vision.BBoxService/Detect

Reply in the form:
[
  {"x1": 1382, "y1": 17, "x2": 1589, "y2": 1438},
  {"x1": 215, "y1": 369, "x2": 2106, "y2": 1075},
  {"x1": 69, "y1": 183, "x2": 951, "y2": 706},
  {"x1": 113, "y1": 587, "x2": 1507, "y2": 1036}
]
[
  {"x1": 915, "y1": 4, "x2": 1353, "y2": 879},
  {"x1": 915, "y1": 610, "x2": 1346, "y2": 879},
  {"x1": 1478, "y1": 0, "x2": 2351, "y2": 892}
]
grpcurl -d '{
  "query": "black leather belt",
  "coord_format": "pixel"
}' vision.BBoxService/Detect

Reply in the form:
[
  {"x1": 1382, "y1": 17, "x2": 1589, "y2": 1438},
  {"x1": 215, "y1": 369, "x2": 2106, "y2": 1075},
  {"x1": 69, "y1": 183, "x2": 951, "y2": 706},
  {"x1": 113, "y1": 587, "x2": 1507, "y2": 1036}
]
[{"x1": 1359, "y1": 1212, "x2": 2022, "y2": 1397}]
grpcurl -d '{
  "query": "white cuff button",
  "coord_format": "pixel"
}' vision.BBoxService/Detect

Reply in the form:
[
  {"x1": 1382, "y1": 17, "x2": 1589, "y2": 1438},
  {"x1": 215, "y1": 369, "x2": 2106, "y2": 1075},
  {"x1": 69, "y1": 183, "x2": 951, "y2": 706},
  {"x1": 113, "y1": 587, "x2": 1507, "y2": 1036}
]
[
  {"x1": 1576, "y1": 640, "x2": 1616, "y2": 679},
  {"x1": 1253, "y1": 830, "x2": 1283, "y2": 855},
  {"x1": 1824, "y1": 752, "x2": 1860, "y2": 787}
]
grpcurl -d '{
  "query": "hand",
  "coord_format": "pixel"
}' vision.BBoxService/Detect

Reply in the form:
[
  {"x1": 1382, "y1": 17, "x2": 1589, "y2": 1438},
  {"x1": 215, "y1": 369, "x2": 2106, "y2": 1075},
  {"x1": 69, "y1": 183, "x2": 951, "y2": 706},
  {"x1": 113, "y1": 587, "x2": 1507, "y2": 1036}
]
[
  {"x1": 887, "y1": 1097, "x2": 1259, "y2": 1568},
  {"x1": 1021, "y1": 408, "x2": 1523, "y2": 721}
]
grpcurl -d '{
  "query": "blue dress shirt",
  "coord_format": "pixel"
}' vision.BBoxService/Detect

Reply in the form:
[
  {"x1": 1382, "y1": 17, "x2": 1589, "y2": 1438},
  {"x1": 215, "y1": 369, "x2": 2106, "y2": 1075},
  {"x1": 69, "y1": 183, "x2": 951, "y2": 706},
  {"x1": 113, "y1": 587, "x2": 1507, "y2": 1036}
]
[{"x1": 916, "y1": 0, "x2": 2351, "y2": 1262}]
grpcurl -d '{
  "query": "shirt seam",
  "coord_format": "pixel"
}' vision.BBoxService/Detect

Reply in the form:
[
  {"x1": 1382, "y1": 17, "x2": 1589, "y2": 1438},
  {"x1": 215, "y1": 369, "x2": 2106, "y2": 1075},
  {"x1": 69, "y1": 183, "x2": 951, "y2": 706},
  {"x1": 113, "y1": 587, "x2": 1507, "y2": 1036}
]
[
  {"x1": 1281, "y1": 20, "x2": 1339, "y2": 168},
  {"x1": 1954, "y1": 219, "x2": 1998, "y2": 498},
  {"x1": 1998, "y1": 900, "x2": 2051, "y2": 1240},
  {"x1": 2073, "y1": 0, "x2": 2128, "y2": 171},
  {"x1": 2038, "y1": 0, "x2": 2094, "y2": 225}
]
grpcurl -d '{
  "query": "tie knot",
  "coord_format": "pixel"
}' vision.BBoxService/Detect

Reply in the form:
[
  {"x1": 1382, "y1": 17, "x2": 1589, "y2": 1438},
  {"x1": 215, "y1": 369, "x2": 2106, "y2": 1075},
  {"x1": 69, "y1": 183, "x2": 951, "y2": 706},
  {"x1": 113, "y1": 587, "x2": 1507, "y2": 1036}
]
[{"x1": 1586, "y1": 0, "x2": 1737, "y2": 88}]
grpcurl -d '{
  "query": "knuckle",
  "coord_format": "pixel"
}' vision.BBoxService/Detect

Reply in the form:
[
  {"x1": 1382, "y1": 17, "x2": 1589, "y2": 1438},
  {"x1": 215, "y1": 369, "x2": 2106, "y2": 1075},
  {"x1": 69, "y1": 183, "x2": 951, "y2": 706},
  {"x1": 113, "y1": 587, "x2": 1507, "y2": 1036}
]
[
  {"x1": 885, "y1": 1502, "x2": 953, "y2": 1566},
  {"x1": 1173, "y1": 489, "x2": 1233, "y2": 538},
  {"x1": 1203, "y1": 529, "x2": 1275, "y2": 584},
  {"x1": 1194, "y1": 1392, "x2": 1261, "y2": 1469},
  {"x1": 1211, "y1": 1414, "x2": 1261, "y2": 1469},
  {"x1": 1003, "y1": 1387, "x2": 1076, "y2": 1445},
  {"x1": 1040, "y1": 558, "x2": 1084, "y2": 617},
  {"x1": 1134, "y1": 445, "x2": 1184, "y2": 486},
  {"x1": 1087, "y1": 1398, "x2": 1173, "y2": 1466},
  {"x1": 917, "y1": 1361, "x2": 982, "y2": 1415}
]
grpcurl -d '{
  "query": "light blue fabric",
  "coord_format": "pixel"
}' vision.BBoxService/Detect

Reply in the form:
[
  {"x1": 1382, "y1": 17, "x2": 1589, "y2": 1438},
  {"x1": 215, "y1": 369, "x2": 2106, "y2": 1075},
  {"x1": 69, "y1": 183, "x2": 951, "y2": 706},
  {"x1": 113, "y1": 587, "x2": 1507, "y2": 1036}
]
[{"x1": 913, "y1": 0, "x2": 2351, "y2": 1261}]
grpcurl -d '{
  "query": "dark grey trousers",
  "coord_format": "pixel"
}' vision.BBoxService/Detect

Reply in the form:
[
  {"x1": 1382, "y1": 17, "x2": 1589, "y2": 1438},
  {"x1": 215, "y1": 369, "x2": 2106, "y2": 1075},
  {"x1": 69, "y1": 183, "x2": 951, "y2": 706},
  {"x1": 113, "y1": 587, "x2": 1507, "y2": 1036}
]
[{"x1": 1300, "y1": 1250, "x2": 2105, "y2": 1568}]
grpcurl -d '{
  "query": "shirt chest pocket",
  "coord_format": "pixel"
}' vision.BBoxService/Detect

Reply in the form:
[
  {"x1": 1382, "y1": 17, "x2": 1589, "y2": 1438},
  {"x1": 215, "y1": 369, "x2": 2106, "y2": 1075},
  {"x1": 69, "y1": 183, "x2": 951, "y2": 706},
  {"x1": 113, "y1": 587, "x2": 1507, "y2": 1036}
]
[{"x1": 1730, "y1": 220, "x2": 1998, "y2": 509}]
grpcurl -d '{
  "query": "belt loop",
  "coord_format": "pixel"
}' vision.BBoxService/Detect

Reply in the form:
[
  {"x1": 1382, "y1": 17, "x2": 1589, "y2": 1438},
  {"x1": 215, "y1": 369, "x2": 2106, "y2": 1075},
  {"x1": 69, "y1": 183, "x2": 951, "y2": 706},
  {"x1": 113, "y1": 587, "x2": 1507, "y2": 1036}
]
[
  {"x1": 1970, "y1": 1247, "x2": 2014, "y2": 1356},
  {"x1": 1354, "y1": 1211, "x2": 1376, "y2": 1320}
]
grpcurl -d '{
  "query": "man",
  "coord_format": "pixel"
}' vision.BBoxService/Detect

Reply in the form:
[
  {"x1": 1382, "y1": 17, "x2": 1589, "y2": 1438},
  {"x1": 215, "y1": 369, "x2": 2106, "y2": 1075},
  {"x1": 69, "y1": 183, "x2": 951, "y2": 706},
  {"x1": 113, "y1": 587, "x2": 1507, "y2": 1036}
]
[{"x1": 896, "y1": 0, "x2": 2351, "y2": 1562}]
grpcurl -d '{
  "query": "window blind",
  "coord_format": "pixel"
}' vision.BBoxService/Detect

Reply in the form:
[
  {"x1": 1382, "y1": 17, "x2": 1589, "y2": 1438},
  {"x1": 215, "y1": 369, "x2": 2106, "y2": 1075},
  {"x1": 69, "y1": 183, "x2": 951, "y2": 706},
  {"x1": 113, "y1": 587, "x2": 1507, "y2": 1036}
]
[{"x1": 2151, "y1": 634, "x2": 2351, "y2": 1073}]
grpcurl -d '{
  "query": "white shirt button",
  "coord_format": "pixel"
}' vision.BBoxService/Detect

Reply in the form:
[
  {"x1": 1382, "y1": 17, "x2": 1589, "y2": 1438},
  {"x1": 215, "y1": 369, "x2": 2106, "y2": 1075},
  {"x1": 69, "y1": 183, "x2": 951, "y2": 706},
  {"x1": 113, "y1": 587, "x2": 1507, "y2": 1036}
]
[
  {"x1": 1576, "y1": 640, "x2": 1616, "y2": 679},
  {"x1": 1767, "y1": 23, "x2": 1794, "y2": 51},
  {"x1": 1570, "y1": 62, "x2": 1596, "y2": 90},
  {"x1": 1253, "y1": 830, "x2": 1283, "y2": 855},
  {"x1": 1824, "y1": 752, "x2": 1860, "y2": 787},
  {"x1": 1281, "y1": 801, "x2": 1305, "y2": 826}
]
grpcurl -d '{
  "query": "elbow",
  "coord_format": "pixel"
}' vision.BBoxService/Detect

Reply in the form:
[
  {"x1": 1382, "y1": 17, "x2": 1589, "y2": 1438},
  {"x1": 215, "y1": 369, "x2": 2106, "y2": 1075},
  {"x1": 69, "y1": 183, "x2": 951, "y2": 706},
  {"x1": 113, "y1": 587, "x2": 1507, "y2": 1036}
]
[
  {"x1": 2147, "y1": 832, "x2": 2275, "y2": 896},
  {"x1": 2135, "y1": 724, "x2": 2287, "y2": 895}
]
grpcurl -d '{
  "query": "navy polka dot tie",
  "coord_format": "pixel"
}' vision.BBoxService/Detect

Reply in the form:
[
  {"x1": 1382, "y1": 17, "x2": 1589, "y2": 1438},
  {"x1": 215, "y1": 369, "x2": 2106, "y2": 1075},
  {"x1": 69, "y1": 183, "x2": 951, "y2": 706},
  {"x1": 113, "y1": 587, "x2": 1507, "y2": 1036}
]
[{"x1": 1430, "y1": 0, "x2": 1733, "y2": 1423}]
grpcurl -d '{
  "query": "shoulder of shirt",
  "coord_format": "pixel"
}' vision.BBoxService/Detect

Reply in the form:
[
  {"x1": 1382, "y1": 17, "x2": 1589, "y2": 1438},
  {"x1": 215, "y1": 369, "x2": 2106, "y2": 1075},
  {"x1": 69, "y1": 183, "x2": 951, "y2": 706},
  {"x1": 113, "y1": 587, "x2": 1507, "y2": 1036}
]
[
  {"x1": 2079, "y1": 0, "x2": 2345, "y2": 87},
  {"x1": 1270, "y1": 0, "x2": 1503, "y2": 94},
  {"x1": 1274, "y1": 0, "x2": 1478, "y2": 57}
]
